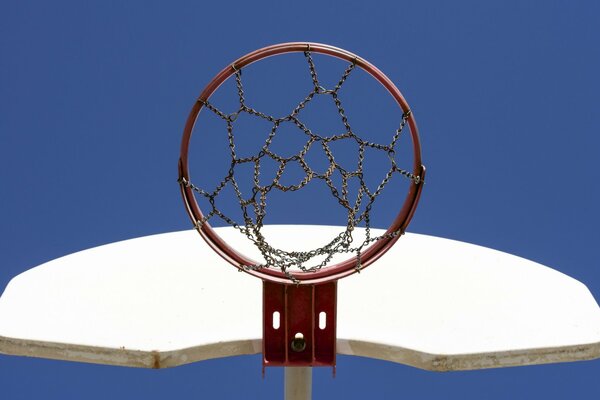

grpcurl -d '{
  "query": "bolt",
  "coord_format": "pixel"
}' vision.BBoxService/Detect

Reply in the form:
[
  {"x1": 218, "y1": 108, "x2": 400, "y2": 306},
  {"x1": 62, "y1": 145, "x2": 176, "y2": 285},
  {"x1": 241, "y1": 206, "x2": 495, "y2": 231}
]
[{"x1": 291, "y1": 332, "x2": 306, "y2": 352}]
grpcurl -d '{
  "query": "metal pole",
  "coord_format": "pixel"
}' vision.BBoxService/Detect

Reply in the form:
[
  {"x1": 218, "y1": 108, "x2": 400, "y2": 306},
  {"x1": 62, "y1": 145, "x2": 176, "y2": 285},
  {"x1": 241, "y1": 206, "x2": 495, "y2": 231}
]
[{"x1": 284, "y1": 367, "x2": 312, "y2": 400}]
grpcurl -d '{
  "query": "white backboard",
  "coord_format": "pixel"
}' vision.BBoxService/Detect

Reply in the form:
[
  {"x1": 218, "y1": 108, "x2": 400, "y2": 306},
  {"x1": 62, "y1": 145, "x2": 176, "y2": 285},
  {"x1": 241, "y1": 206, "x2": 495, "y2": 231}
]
[{"x1": 1, "y1": 225, "x2": 599, "y2": 371}]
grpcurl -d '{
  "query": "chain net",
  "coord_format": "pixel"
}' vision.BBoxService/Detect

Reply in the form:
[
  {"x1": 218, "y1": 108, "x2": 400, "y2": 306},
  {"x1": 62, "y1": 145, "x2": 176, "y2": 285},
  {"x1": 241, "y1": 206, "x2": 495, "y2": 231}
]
[{"x1": 180, "y1": 50, "x2": 421, "y2": 281}]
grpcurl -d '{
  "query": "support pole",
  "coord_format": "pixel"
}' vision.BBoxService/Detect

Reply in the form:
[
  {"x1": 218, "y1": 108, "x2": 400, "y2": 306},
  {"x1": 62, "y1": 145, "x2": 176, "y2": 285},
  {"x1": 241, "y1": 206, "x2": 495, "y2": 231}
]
[{"x1": 284, "y1": 367, "x2": 312, "y2": 400}]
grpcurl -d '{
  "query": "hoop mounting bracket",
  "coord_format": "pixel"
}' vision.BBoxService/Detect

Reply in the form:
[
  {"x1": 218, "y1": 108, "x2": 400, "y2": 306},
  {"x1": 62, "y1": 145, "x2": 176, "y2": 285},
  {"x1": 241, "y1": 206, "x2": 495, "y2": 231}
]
[{"x1": 262, "y1": 281, "x2": 337, "y2": 370}]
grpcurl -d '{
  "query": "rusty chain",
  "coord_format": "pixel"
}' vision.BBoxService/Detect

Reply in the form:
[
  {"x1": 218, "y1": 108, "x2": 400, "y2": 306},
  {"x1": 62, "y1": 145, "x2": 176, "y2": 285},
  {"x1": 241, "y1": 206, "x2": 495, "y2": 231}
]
[{"x1": 180, "y1": 51, "x2": 421, "y2": 281}]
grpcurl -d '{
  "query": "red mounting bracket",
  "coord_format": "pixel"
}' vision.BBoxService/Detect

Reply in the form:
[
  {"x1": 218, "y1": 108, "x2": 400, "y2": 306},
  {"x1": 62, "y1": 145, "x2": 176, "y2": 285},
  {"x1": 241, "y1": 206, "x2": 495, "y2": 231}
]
[{"x1": 262, "y1": 281, "x2": 337, "y2": 370}]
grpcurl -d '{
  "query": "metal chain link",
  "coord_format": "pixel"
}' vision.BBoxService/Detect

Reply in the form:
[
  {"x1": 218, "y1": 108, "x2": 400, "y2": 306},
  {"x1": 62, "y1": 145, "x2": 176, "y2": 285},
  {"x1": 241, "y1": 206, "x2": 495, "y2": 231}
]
[{"x1": 182, "y1": 51, "x2": 422, "y2": 280}]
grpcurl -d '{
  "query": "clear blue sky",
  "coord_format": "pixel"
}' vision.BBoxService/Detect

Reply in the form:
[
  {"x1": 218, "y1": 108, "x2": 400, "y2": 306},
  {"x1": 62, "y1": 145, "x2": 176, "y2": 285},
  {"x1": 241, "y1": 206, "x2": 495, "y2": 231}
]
[{"x1": 1, "y1": 1, "x2": 599, "y2": 398}]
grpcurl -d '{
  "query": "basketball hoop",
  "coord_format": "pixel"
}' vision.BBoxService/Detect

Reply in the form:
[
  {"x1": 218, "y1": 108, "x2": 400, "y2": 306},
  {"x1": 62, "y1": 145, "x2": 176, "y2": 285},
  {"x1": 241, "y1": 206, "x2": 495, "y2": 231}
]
[{"x1": 178, "y1": 42, "x2": 425, "y2": 369}]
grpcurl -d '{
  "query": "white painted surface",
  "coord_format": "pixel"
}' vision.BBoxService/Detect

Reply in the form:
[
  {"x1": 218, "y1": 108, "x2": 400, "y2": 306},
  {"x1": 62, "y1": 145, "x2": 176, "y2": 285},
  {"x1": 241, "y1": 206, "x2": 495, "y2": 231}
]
[{"x1": 0, "y1": 225, "x2": 599, "y2": 370}]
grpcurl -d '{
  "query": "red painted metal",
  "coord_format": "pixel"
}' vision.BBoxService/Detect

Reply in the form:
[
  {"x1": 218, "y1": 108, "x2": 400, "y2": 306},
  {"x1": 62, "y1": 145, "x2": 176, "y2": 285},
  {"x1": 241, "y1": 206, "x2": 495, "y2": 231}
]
[
  {"x1": 263, "y1": 281, "x2": 337, "y2": 368},
  {"x1": 179, "y1": 42, "x2": 424, "y2": 284}
]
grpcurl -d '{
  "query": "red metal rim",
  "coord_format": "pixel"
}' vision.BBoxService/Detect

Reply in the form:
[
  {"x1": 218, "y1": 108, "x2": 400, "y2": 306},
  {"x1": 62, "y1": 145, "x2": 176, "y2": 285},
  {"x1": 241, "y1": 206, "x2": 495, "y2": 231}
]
[{"x1": 179, "y1": 42, "x2": 424, "y2": 285}]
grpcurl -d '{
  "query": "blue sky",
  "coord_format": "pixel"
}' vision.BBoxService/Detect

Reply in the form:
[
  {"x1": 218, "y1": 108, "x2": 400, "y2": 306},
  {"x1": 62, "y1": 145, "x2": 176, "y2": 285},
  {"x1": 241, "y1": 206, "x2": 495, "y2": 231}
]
[{"x1": 1, "y1": 1, "x2": 599, "y2": 398}]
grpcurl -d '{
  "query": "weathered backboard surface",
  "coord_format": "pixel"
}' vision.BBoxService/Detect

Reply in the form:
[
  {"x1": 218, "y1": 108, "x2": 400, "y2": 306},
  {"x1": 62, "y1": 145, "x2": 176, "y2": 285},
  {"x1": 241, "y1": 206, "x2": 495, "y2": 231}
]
[{"x1": 1, "y1": 225, "x2": 599, "y2": 371}]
